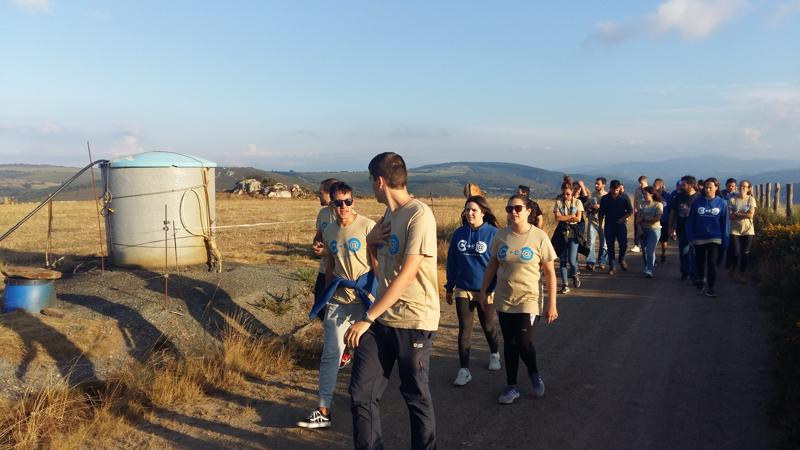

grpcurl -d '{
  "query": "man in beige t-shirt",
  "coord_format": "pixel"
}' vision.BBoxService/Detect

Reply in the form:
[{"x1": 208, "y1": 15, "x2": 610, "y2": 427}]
[
  {"x1": 343, "y1": 152, "x2": 439, "y2": 450},
  {"x1": 298, "y1": 182, "x2": 377, "y2": 430}
]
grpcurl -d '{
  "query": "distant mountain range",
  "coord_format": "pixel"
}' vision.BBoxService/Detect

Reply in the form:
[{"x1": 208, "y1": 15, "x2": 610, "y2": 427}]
[
  {"x1": 3, "y1": 157, "x2": 799, "y2": 204},
  {"x1": 561, "y1": 156, "x2": 800, "y2": 186}
]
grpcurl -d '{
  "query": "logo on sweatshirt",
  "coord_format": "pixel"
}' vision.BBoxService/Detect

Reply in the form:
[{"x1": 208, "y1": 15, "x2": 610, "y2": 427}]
[
  {"x1": 348, "y1": 238, "x2": 362, "y2": 253},
  {"x1": 389, "y1": 234, "x2": 400, "y2": 255},
  {"x1": 697, "y1": 206, "x2": 720, "y2": 216},
  {"x1": 457, "y1": 240, "x2": 488, "y2": 254}
]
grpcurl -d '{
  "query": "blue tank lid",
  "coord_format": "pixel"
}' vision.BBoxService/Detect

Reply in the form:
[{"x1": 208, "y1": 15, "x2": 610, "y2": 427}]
[{"x1": 109, "y1": 151, "x2": 217, "y2": 168}]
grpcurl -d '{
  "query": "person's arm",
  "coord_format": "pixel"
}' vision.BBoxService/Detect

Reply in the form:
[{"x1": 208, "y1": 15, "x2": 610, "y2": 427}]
[
  {"x1": 685, "y1": 202, "x2": 696, "y2": 243},
  {"x1": 445, "y1": 233, "x2": 458, "y2": 305},
  {"x1": 554, "y1": 201, "x2": 575, "y2": 222},
  {"x1": 536, "y1": 214, "x2": 544, "y2": 229},
  {"x1": 478, "y1": 256, "x2": 499, "y2": 311},
  {"x1": 312, "y1": 229, "x2": 325, "y2": 256},
  {"x1": 344, "y1": 254, "x2": 425, "y2": 348},
  {"x1": 617, "y1": 196, "x2": 633, "y2": 224},
  {"x1": 542, "y1": 260, "x2": 558, "y2": 323},
  {"x1": 598, "y1": 198, "x2": 606, "y2": 229}
]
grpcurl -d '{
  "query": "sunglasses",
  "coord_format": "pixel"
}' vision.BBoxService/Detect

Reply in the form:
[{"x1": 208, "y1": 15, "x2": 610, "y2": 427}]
[
  {"x1": 505, "y1": 205, "x2": 525, "y2": 213},
  {"x1": 332, "y1": 198, "x2": 353, "y2": 207}
]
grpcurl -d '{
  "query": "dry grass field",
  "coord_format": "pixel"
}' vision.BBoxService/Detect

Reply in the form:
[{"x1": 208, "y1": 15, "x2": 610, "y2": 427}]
[{"x1": 0, "y1": 194, "x2": 556, "y2": 269}]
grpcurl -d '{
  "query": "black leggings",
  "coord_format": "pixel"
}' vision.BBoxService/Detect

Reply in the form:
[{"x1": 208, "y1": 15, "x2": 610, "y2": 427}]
[
  {"x1": 730, "y1": 235, "x2": 754, "y2": 273},
  {"x1": 695, "y1": 243, "x2": 721, "y2": 288},
  {"x1": 455, "y1": 298, "x2": 499, "y2": 368},
  {"x1": 497, "y1": 312, "x2": 539, "y2": 386}
]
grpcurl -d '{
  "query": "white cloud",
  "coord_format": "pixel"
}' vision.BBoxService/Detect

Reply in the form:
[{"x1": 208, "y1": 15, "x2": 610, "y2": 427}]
[
  {"x1": 587, "y1": 0, "x2": 747, "y2": 44},
  {"x1": 654, "y1": 0, "x2": 748, "y2": 38},
  {"x1": 743, "y1": 127, "x2": 764, "y2": 147},
  {"x1": 108, "y1": 134, "x2": 144, "y2": 157},
  {"x1": 11, "y1": 0, "x2": 52, "y2": 13}
]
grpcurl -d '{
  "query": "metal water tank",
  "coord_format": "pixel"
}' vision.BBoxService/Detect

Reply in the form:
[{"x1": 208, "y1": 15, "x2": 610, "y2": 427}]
[{"x1": 101, "y1": 151, "x2": 217, "y2": 269}]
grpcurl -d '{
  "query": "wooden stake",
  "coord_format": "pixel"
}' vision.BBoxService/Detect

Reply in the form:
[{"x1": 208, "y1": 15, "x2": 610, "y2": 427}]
[
  {"x1": 765, "y1": 183, "x2": 772, "y2": 211},
  {"x1": 787, "y1": 184, "x2": 794, "y2": 218},
  {"x1": 45, "y1": 201, "x2": 53, "y2": 267},
  {"x1": 163, "y1": 205, "x2": 169, "y2": 309},
  {"x1": 87, "y1": 142, "x2": 105, "y2": 272},
  {"x1": 774, "y1": 183, "x2": 781, "y2": 213}
]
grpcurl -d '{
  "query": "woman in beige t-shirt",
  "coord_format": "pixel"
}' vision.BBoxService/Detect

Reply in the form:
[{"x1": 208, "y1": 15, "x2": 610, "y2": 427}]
[
  {"x1": 479, "y1": 194, "x2": 558, "y2": 405},
  {"x1": 728, "y1": 179, "x2": 757, "y2": 282}
]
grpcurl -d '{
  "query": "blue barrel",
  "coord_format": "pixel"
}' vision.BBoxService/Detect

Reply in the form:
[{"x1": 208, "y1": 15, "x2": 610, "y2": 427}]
[{"x1": 2, "y1": 278, "x2": 56, "y2": 313}]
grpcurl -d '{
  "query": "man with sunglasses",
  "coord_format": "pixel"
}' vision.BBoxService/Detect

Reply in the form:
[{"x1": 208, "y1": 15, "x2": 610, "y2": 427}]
[
  {"x1": 344, "y1": 152, "x2": 439, "y2": 450},
  {"x1": 299, "y1": 181, "x2": 378, "y2": 430}
]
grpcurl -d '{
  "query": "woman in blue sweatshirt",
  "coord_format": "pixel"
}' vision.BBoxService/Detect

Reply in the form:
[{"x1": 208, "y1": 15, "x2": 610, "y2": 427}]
[
  {"x1": 686, "y1": 177, "x2": 730, "y2": 297},
  {"x1": 445, "y1": 195, "x2": 501, "y2": 386}
]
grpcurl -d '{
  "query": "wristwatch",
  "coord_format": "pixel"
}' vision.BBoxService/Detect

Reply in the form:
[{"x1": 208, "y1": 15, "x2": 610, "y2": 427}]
[{"x1": 361, "y1": 311, "x2": 374, "y2": 324}]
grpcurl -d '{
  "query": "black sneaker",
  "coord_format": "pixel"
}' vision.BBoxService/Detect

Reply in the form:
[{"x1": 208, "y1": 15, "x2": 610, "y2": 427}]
[
  {"x1": 694, "y1": 280, "x2": 704, "y2": 290},
  {"x1": 619, "y1": 260, "x2": 628, "y2": 271},
  {"x1": 573, "y1": 274, "x2": 581, "y2": 288},
  {"x1": 585, "y1": 263, "x2": 595, "y2": 272},
  {"x1": 704, "y1": 288, "x2": 718, "y2": 297},
  {"x1": 297, "y1": 409, "x2": 331, "y2": 429}
]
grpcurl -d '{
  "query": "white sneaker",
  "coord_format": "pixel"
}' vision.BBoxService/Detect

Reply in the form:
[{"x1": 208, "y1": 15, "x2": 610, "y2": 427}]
[
  {"x1": 488, "y1": 352, "x2": 501, "y2": 371},
  {"x1": 453, "y1": 368, "x2": 472, "y2": 386},
  {"x1": 631, "y1": 245, "x2": 641, "y2": 253}
]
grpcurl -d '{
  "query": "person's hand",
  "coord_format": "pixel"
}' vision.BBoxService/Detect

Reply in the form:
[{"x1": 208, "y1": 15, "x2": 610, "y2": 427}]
[
  {"x1": 617, "y1": 217, "x2": 627, "y2": 224},
  {"x1": 446, "y1": 292, "x2": 454, "y2": 305},
  {"x1": 546, "y1": 305, "x2": 559, "y2": 324},
  {"x1": 367, "y1": 218, "x2": 391, "y2": 247},
  {"x1": 312, "y1": 241, "x2": 325, "y2": 256},
  {"x1": 344, "y1": 320, "x2": 372, "y2": 348},
  {"x1": 477, "y1": 291, "x2": 488, "y2": 312}
]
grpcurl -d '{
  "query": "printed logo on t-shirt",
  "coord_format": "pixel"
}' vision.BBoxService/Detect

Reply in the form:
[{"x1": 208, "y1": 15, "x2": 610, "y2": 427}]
[
  {"x1": 347, "y1": 237, "x2": 362, "y2": 253},
  {"x1": 498, "y1": 244, "x2": 535, "y2": 263},
  {"x1": 679, "y1": 204, "x2": 690, "y2": 218},
  {"x1": 457, "y1": 239, "x2": 488, "y2": 254},
  {"x1": 329, "y1": 240, "x2": 338, "y2": 255},
  {"x1": 321, "y1": 221, "x2": 329, "y2": 231},
  {"x1": 389, "y1": 234, "x2": 400, "y2": 255},
  {"x1": 498, "y1": 245, "x2": 509, "y2": 260},
  {"x1": 519, "y1": 247, "x2": 534, "y2": 262}
]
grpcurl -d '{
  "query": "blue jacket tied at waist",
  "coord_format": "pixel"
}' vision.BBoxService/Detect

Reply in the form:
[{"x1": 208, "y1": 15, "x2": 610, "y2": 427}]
[{"x1": 309, "y1": 271, "x2": 376, "y2": 320}]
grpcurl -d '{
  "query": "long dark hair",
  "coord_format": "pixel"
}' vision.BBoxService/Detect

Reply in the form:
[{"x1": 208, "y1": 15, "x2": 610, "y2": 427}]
[
  {"x1": 507, "y1": 194, "x2": 538, "y2": 225},
  {"x1": 462, "y1": 195, "x2": 498, "y2": 228},
  {"x1": 643, "y1": 186, "x2": 662, "y2": 203}
]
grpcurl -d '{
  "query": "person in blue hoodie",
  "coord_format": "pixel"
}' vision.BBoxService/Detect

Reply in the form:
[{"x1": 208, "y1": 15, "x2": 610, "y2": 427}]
[
  {"x1": 445, "y1": 195, "x2": 501, "y2": 386},
  {"x1": 686, "y1": 177, "x2": 730, "y2": 297}
]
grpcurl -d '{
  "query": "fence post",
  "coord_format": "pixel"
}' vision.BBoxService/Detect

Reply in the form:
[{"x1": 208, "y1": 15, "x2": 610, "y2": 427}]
[
  {"x1": 765, "y1": 183, "x2": 772, "y2": 211},
  {"x1": 788, "y1": 184, "x2": 794, "y2": 218},
  {"x1": 758, "y1": 184, "x2": 764, "y2": 206},
  {"x1": 773, "y1": 183, "x2": 781, "y2": 213}
]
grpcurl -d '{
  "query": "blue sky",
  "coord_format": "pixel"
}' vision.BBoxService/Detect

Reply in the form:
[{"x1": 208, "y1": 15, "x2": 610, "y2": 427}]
[{"x1": 1, "y1": 0, "x2": 798, "y2": 170}]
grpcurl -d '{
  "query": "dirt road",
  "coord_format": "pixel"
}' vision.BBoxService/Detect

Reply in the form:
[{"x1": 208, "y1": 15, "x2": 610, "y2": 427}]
[{"x1": 143, "y1": 246, "x2": 783, "y2": 449}]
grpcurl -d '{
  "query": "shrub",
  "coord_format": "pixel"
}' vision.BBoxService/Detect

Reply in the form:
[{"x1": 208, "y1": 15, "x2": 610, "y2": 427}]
[{"x1": 755, "y1": 224, "x2": 800, "y2": 298}]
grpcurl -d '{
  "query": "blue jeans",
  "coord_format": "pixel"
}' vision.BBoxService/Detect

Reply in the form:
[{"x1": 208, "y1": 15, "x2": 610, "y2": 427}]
[
  {"x1": 641, "y1": 228, "x2": 661, "y2": 274},
  {"x1": 678, "y1": 234, "x2": 696, "y2": 280},
  {"x1": 604, "y1": 222, "x2": 628, "y2": 266},
  {"x1": 559, "y1": 238, "x2": 579, "y2": 285},
  {"x1": 587, "y1": 221, "x2": 608, "y2": 266}
]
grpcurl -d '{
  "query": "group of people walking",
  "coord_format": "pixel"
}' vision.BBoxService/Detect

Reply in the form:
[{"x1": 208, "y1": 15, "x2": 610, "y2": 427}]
[{"x1": 297, "y1": 155, "x2": 757, "y2": 449}]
